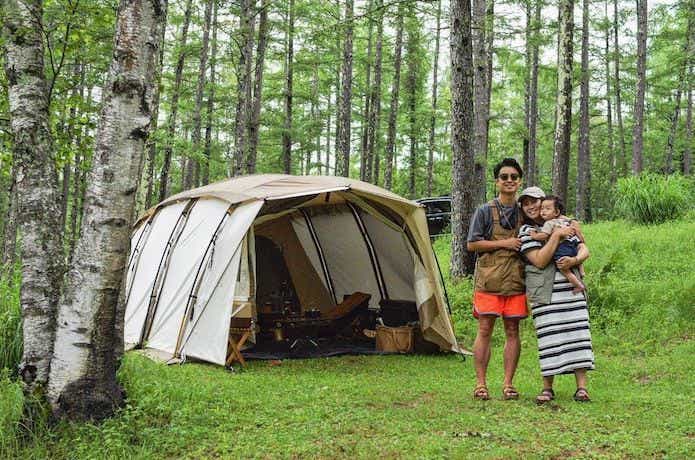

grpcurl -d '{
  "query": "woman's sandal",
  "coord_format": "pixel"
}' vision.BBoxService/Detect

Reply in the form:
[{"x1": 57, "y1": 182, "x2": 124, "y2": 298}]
[
  {"x1": 535, "y1": 388, "x2": 555, "y2": 405},
  {"x1": 573, "y1": 387, "x2": 591, "y2": 402},
  {"x1": 502, "y1": 385, "x2": 520, "y2": 400},
  {"x1": 473, "y1": 385, "x2": 490, "y2": 401}
]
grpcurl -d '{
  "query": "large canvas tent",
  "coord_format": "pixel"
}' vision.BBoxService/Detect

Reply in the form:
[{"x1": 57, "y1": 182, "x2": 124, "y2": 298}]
[{"x1": 124, "y1": 175, "x2": 460, "y2": 365}]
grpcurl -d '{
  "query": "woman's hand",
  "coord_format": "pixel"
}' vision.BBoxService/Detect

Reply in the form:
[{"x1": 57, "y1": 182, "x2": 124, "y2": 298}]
[
  {"x1": 554, "y1": 226, "x2": 576, "y2": 239},
  {"x1": 556, "y1": 256, "x2": 579, "y2": 270}
]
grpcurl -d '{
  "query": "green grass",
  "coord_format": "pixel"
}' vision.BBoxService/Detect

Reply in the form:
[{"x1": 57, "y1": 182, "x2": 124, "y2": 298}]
[{"x1": 1, "y1": 219, "x2": 694, "y2": 458}]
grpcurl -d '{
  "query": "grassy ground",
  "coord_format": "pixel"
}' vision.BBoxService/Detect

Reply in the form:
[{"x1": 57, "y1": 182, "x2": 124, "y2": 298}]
[{"x1": 1, "y1": 219, "x2": 694, "y2": 459}]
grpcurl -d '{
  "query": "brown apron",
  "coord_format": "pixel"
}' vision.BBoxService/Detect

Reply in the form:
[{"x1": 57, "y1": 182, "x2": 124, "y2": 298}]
[{"x1": 473, "y1": 200, "x2": 525, "y2": 296}]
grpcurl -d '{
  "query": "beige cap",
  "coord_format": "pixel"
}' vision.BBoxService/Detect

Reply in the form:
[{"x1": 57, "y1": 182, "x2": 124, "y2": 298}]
[{"x1": 518, "y1": 186, "x2": 545, "y2": 201}]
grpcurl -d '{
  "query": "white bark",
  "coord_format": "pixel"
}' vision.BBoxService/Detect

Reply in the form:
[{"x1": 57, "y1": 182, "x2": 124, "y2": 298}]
[
  {"x1": 3, "y1": 0, "x2": 64, "y2": 394},
  {"x1": 48, "y1": 0, "x2": 167, "y2": 420}
]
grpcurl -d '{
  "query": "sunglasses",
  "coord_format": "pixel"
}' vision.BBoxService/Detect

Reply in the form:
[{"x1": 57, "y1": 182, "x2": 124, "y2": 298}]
[{"x1": 498, "y1": 173, "x2": 520, "y2": 181}]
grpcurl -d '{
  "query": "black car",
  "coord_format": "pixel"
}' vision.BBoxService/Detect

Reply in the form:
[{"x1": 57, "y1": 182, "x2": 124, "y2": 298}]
[{"x1": 416, "y1": 196, "x2": 451, "y2": 237}]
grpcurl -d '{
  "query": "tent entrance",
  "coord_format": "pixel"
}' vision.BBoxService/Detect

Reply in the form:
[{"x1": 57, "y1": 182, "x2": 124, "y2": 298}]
[{"x1": 242, "y1": 203, "x2": 424, "y2": 359}]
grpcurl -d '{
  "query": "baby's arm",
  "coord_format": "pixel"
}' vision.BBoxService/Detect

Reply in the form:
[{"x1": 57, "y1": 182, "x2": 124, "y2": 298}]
[{"x1": 529, "y1": 229, "x2": 549, "y2": 241}]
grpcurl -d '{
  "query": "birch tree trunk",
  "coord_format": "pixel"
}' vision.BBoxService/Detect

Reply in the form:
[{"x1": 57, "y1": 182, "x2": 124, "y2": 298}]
[
  {"x1": 160, "y1": 0, "x2": 192, "y2": 201},
  {"x1": 576, "y1": 0, "x2": 592, "y2": 222},
  {"x1": 613, "y1": 0, "x2": 627, "y2": 174},
  {"x1": 336, "y1": 0, "x2": 354, "y2": 177},
  {"x1": 3, "y1": 0, "x2": 64, "y2": 395},
  {"x1": 234, "y1": 0, "x2": 256, "y2": 176},
  {"x1": 552, "y1": 0, "x2": 574, "y2": 205},
  {"x1": 47, "y1": 0, "x2": 166, "y2": 421},
  {"x1": 184, "y1": 0, "x2": 214, "y2": 189},
  {"x1": 1, "y1": 168, "x2": 18, "y2": 269},
  {"x1": 631, "y1": 0, "x2": 647, "y2": 175},
  {"x1": 203, "y1": 0, "x2": 219, "y2": 185},
  {"x1": 450, "y1": 0, "x2": 477, "y2": 278},
  {"x1": 282, "y1": 0, "x2": 294, "y2": 174},
  {"x1": 369, "y1": 0, "x2": 384, "y2": 184},
  {"x1": 384, "y1": 4, "x2": 404, "y2": 189},
  {"x1": 427, "y1": 0, "x2": 442, "y2": 196},
  {"x1": 247, "y1": 0, "x2": 268, "y2": 174}
]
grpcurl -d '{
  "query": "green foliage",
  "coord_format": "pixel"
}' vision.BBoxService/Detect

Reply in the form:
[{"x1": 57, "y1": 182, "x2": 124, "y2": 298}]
[
  {"x1": 0, "y1": 265, "x2": 21, "y2": 374},
  {"x1": 614, "y1": 173, "x2": 693, "y2": 224},
  {"x1": 0, "y1": 370, "x2": 23, "y2": 456}
]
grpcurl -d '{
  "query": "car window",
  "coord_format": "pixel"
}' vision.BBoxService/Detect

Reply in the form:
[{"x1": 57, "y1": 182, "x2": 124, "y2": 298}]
[{"x1": 426, "y1": 200, "x2": 450, "y2": 213}]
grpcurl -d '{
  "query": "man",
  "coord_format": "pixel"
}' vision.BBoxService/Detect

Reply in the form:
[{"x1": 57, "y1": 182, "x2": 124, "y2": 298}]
[{"x1": 467, "y1": 158, "x2": 526, "y2": 400}]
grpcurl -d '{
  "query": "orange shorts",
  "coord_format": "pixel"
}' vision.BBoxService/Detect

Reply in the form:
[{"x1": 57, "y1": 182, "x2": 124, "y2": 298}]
[{"x1": 473, "y1": 291, "x2": 528, "y2": 319}]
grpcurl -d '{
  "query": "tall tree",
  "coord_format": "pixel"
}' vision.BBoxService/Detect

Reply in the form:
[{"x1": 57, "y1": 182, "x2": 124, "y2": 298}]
[
  {"x1": 336, "y1": 0, "x2": 354, "y2": 177},
  {"x1": 384, "y1": 4, "x2": 404, "y2": 189},
  {"x1": 605, "y1": 0, "x2": 616, "y2": 185},
  {"x1": 613, "y1": 0, "x2": 628, "y2": 174},
  {"x1": 576, "y1": 0, "x2": 592, "y2": 221},
  {"x1": 524, "y1": 0, "x2": 541, "y2": 187},
  {"x1": 160, "y1": 0, "x2": 193, "y2": 201},
  {"x1": 360, "y1": 0, "x2": 375, "y2": 181},
  {"x1": 47, "y1": 0, "x2": 166, "y2": 420},
  {"x1": 203, "y1": 0, "x2": 219, "y2": 185},
  {"x1": 3, "y1": 0, "x2": 64, "y2": 395},
  {"x1": 405, "y1": 8, "x2": 420, "y2": 198},
  {"x1": 247, "y1": 0, "x2": 269, "y2": 174},
  {"x1": 472, "y1": 0, "x2": 492, "y2": 204},
  {"x1": 185, "y1": 0, "x2": 214, "y2": 189},
  {"x1": 552, "y1": 0, "x2": 574, "y2": 205},
  {"x1": 282, "y1": 0, "x2": 294, "y2": 174},
  {"x1": 427, "y1": 0, "x2": 442, "y2": 196},
  {"x1": 234, "y1": 0, "x2": 256, "y2": 176},
  {"x1": 685, "y1": 85, "x2": 693, "y2": 175},
  {"x1": 450, "y1": 0, "x2": 476, "y2": 278},
  {"x1": 665, "y1": 18, "x2": 691, "y2": 174},
  {"x1": 631, "y1": 0, "x2": 648, "y2": 174},
  {"x1": 368, "y1": 0, "x2": 385, "y2": 184}
]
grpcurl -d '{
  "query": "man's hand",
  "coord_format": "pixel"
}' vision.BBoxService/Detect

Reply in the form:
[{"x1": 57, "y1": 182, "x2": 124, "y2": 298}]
[{"x1": 502, "y1": 237, "x2": 522, "y2": 251}]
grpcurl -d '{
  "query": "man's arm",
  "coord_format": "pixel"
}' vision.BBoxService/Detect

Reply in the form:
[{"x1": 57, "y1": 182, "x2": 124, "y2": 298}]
[{"x1": 468, "y1": 237, "x2": 521, "y2": 253}]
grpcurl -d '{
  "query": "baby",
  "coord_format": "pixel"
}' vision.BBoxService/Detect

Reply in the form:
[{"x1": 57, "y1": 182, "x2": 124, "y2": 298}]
[{"x1": 530, "y1": 195, "x2": 585, "y2": 293}]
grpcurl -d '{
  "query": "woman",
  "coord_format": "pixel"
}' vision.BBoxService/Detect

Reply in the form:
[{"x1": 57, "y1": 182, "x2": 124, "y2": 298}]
[{"x1": 517, "y1": 187, "x2": 594, "y2": 403}]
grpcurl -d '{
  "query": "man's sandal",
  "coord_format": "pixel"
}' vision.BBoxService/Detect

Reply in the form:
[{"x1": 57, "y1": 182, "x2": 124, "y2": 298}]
[
  {"x1": 502, "y1": 385, "x2": 520, "y2": 400},
  {"x1": 573, "y1": 387, "x2": 591, "y2": 402},
  {"x1": 535, "y1": 388, "x2": 555, "y2": 405},
  {"x1": 473, "y1": 385, "x2": 490, "y2": 400}
]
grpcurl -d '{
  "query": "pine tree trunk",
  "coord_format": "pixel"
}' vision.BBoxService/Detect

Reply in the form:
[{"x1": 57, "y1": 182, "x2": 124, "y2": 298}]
[
  {"x1": 369, "y1": 0, "x2": 384, "y2": 184},
  {"x1": 450, "y1": 0, "x2": 477, "y2": 278},
  {"x1": 685, "y1": 85, "x2": 693, "y2": 175},
  {"x1": 234, "y1": 0, "x2": 256, "y2": 176},
  {"x1": 631, "y1": 0, "x2": 647, "y2": 175},
  {"x1": 184, "y1": 0, "x2": 214, "y2": 189},
  {"x1": 160, "y1": 0, "x2": 192, "y2": 201},
  {"x1": 528, "y1": 0, "x2": 540, "y2": 186},
  {"x1": 336, "y1": 0, "x2": 354, "y2": 177},
  {"x1": 143, "y1": 26, "x2": 166, "y2": 208},
  {"x1": 203, "y1": 0, "x2": 219, "y2": 185},
  {"x1": 326, "y1": 91, "x2": 332, "y2": 175},
  {"x1": 247, "y1": 0, "x2": 268, "y2": 175},
  {"x1": 427, "y1": 0, "x2": 442, "y2": 196},
  {"x1": 552, "y1": 0, "x2": 574, "y2": 205},
  {"x1": 605, "y1": 0, "x2": 616, "y2": 185},
  {"x1": 3, "y1": 0, "x2": 64, "y2": 394},
  {"x1": 576, "y1": 0, "x2": 591, "y2": 222},
  {"x1": 665, "y1": 23, "x2": 691, "y2": 174},
  {"x1": 406, "y1": 9, "x2": 419, "y2": 199},
  {"x1": 47, "y1": 0, "x2": 166, "y2": 421},
  {"x1": 472, "y1": 0, "x2": 492, "y2": 204},
  {"x1": 310, "y1": 58, "x2": 319, "y2": 174},
  {"x1": 282, "y1": 0, "x2": 294, "y2": 174},
  {"x1": 613, "y1": 0, "x2": 628, "y2": 175},
  {"x1": 333, "y1": 0, "x2": 343, "y2": 175},
  {"x1": 384, "y1": 4, "x2": 404, "y2": 189},
  {"x1": 360, "y1": 0, "x2": 375, "y2": 182}
]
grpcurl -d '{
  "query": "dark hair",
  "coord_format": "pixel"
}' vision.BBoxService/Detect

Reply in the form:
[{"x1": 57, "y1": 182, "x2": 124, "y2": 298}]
[
  {"x1": 542, "y1": 195, "x2": 565, "y2": 215},
  {"x1": 493, "y1": 158, "x2": 523, "y2": 179}
]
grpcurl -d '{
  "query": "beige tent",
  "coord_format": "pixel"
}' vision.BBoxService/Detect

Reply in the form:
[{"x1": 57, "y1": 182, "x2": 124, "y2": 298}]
[{"x1": 124, "y1": 175, "x2": 460, "y2": 365}]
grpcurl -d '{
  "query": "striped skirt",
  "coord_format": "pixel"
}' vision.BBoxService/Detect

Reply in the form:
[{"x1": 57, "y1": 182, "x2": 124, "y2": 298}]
[{"x1": 531, "y1": 271, "x2": 595, "y2": 377}]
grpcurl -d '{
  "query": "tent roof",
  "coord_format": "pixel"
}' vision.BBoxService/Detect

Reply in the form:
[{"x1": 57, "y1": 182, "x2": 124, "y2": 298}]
[{"x1": 141, "y1": 175, "x2": 422, "y2": 224}]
